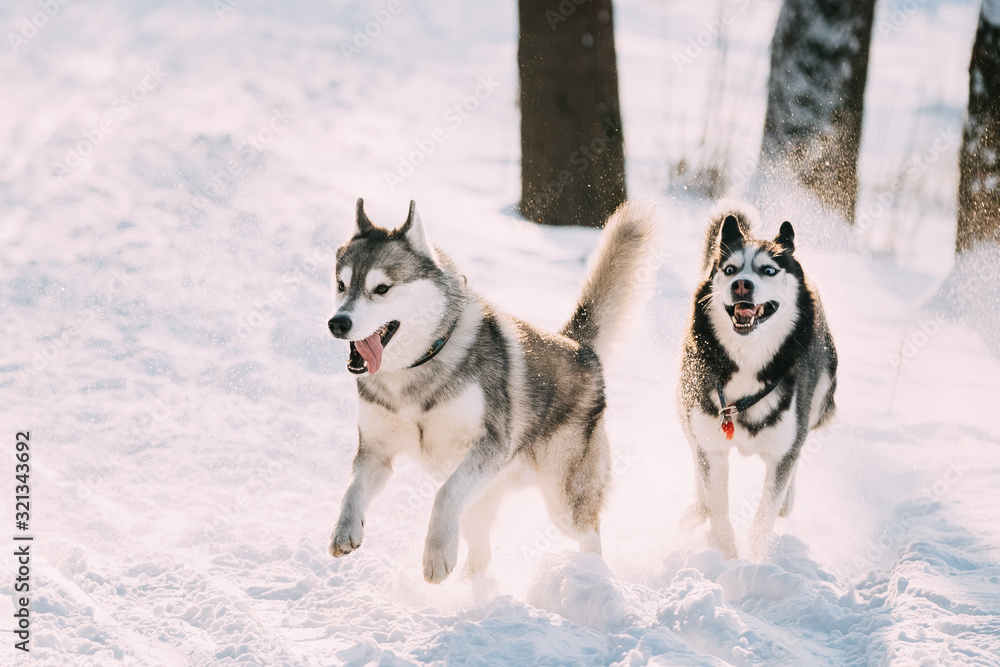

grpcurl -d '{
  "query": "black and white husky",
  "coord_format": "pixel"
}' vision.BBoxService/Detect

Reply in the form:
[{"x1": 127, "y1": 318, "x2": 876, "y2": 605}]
[
  {"x1": 326, "y1": 198, "x2": 655, "y2": 583},
  {"x1": 678, "y1": 203, "x2": 837, "y2": 560}
]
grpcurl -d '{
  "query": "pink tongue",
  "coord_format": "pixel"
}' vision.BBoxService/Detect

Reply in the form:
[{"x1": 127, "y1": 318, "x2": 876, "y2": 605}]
[
  {"x1": 354, "y1": 331, "x2": 384, "y2": 374},
  {"x1": 736, "y1": 305, "x2": 756, "y2": 318}
]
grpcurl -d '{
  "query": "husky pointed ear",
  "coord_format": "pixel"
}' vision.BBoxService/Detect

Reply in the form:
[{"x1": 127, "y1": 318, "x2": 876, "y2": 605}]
[
  {"x1": 775, "y1": 221, "x2": 795, "y2": 253},
  {"x1": 401, "y1": 200, "x2": 437, "y2": 260},
  {"x1": 719, "y1": 214, "x2": 745, "y2": 251},
  {"x1": 352, "y1": 198, "x2": 374, "y2": 237}
]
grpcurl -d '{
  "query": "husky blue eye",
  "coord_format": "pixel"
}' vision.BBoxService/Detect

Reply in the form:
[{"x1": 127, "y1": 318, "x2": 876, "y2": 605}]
[
  {"x1": 374, "y1": 284, "x2": 391, "y2": 295},
  {"x1": 724, "y1": 265, "x2": 737, "y2": 275},
  {"x1": 762, "y1": 266, "x2": 777, "y2": 276}
]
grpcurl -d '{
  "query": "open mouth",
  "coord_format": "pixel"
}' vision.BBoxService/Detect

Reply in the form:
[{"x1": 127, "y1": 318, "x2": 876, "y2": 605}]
[
  {"x1": 724, "y1": 301, "x2": 778, "y2": 335},
  {"x1": 347, "y1": 321, "x2": 400, "y2": 375}
]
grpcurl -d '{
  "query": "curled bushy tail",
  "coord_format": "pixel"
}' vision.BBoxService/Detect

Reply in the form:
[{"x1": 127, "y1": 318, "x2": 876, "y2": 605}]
[{"x1": 561, "y1": 201, "x2": 658, "y2": 358}]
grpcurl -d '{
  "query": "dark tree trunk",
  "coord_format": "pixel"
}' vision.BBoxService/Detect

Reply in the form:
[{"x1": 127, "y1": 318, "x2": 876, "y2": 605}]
[
  {"x1": 518, "y1": 0, "x2": 626, "y2": 228},
  {"x1": 956, "y1": 1, "x2": 1000, "y2": 254},
  {"x1": 759, "y1": 0, "x2": 876, "y2": 224}
]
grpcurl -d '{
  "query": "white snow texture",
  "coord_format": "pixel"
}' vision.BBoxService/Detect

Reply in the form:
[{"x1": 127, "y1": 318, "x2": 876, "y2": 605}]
[{"x1": 2, "y1": 0, "x2": 999, "y2": 665}]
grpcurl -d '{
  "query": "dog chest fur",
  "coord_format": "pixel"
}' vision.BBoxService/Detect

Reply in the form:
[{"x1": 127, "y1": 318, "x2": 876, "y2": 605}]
[
  {"x1": 689, "y1": 391, "x2": 799, "y2": 458},
  {"x1": 358, "y1": 382, "x2": 486, "y2": 477}
]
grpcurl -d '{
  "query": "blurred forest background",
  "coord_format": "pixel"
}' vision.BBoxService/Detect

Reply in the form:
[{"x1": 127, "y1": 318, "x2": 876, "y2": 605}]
[{"x1": 518, "y1": 0, "x2": 999, "y2": 263}]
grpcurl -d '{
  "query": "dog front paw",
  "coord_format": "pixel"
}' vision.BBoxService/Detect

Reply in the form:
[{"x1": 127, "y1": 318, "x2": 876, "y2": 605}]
[
  {"x1": 328, "y1": 517, "x2": 364, "y2": 557},
  {"x1": 422, "y1": 533, "x2": 458, "y2": 584}
]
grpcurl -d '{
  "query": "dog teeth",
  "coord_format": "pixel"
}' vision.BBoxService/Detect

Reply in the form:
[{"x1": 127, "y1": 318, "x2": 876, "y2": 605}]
[{"x1": 756, "y1": 304, "x2": 764, "y2": 316}]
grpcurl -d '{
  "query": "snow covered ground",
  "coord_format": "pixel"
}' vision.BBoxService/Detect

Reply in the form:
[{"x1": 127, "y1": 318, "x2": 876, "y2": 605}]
[{"x1": 2, "y1": 0, "x2": 999, "y2": 664}]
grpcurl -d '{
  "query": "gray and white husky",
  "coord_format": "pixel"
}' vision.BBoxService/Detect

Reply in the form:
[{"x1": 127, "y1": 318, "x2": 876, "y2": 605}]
[
  {"x1": 678, "y1": 202, "x2": 837, "y2": 560},
  {"x1": 327, "y1": 198, "x2": 655, "y2": 583}
]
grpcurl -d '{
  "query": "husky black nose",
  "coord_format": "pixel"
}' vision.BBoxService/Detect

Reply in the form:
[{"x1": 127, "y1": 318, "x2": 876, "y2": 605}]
[
  {"x1": 328, "y1": 314, "x2": 352, "y2": 338},
  {"x1": 732, "y1": 279, "x2": 753, "y2": 299}
]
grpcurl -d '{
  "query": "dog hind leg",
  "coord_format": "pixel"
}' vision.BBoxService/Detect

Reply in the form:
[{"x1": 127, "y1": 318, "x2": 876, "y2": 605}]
[
  {"x1": 536, "y1": 421, "x2": 610, "y2": 556},
  {"x1": 566, "y1": 420, "x2": 611, "y2": 555},
  {"x1": 461, "y1": 476, "x2": 510, "y2": 578}
]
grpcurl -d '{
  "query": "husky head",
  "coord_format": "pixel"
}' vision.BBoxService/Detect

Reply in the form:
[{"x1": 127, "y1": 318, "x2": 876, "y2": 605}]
[
  {"x1": 328, "y1": 199, "x2": 463, "y2": 375},
  {"x1": 704, "y1": 215, "x2": 803, "y2": 364}
]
